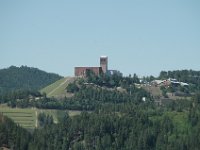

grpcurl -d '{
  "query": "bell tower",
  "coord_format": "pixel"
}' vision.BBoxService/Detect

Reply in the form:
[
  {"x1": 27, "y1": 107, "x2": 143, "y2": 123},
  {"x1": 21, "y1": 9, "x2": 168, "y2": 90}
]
[{"x1": 100, "y1": 56, "x2": 108, "y2": 74}]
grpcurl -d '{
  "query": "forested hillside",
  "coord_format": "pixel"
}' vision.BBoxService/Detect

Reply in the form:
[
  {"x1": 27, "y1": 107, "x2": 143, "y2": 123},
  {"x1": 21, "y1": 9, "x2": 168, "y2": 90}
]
[
  {"x1": 0, "y1": 66, "x2": 62, "y2": 95},
  {"x1": 1, "y1": 72, "x2": 151, "y2": 110},
  {"x1": 0, "y1": 113, "x2": 31, "y2": 150},
  {"x1": 1, "y1": 69, "x2": 200, "y2": 149},
  {"x1": 1, "y1": 93, "x2": 200, "y2": 150}
]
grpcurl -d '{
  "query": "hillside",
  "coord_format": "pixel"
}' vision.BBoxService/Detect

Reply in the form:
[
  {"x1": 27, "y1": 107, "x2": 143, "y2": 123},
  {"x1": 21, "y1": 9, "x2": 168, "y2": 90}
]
[
  {"x1": 40, "y1": 77, "x2": 76, "y2": 98},
  {"x1": 0, "y1": 66, "x2": 63, "y2": 95},
  {"x1": 0, "y1": 104, "x2": 81, "y2": 129},
  {"x1": 159, "y1": 70, "x2": 200, "y2": 89},
  {"x1": 1, "y1": 70, "x2": 200, "y2": 149}
]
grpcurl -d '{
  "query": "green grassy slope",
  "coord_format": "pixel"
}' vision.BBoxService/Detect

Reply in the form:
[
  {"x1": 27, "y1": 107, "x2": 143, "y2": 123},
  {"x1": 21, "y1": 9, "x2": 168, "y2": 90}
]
[
  {"x1": 0, "y1": 106, "x2": 36, "y2": 129},
  {"x1": 0, "y1": 105, "x2": 81, "y2": 129},
  {"x1": 40, "y1": 77, "x2": 76, "y2": 98}
]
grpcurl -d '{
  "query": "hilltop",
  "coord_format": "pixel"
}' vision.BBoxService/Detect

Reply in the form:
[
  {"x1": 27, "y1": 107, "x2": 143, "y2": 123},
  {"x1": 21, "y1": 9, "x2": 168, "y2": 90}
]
[{"x1": 0, "y1": 66, "x2": 62, "y2": 95}]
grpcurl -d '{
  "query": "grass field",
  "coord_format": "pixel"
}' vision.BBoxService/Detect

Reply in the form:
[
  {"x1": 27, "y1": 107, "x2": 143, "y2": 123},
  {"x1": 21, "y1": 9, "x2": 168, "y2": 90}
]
[
  {"x1": 40, "y1": 77, "x2": 76, "y2": 98},
  {"x1": 0, "y1": 106, "x2": 36, "y2": 129},
  {"x1": 0, "y1": 105, "x2": 82, "y2": 129}
]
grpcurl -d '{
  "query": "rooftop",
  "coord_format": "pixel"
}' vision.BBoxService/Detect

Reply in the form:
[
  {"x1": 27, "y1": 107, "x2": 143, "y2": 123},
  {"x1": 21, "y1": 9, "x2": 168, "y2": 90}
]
[{"x1": 100, "y1": 56, "x2": 108, "y2": 58}]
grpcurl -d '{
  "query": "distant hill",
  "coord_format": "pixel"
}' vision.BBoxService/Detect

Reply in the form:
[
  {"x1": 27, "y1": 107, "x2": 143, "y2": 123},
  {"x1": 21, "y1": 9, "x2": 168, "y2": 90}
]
[
  {"x1": 0, "y1": 66, "x2": 63, "y2": 95},
  {"x1": 40, "y1": 77, "x2": 76, "y2": 98}
]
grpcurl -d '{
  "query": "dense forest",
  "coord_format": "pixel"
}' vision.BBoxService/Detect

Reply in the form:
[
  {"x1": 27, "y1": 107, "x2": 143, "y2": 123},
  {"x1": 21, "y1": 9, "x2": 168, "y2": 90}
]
[
  {"x1": 0, "y1": 66, "x2": 62, "y2": 95},
  {"x1": 1, "y1": 93, "x2": 200, "y2": 150},
  {"x1": 1, "y1": 69, "x2": 200, "y2": 149}
]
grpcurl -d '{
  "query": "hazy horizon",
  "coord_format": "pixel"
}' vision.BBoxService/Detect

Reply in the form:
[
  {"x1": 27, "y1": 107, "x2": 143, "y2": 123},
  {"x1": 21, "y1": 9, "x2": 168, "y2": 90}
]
[{"x1": 1, "y1": 1, "x2": 200, "y2": 77}]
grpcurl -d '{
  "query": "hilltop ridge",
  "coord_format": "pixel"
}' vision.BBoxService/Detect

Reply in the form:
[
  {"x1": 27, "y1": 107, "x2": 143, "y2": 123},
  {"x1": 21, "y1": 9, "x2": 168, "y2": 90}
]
[{"x1": 0, "y1": 66, "x2": 63, "y2": 95}]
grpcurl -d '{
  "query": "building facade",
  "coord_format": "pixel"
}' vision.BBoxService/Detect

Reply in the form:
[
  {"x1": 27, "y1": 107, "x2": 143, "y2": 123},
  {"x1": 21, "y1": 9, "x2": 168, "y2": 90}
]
[
  {"x1": 74, "y1": 67, "x2": 102, "y2": 77},
  {"x1": 74, "y1": 56, "x2": 122, "y2": 77}
]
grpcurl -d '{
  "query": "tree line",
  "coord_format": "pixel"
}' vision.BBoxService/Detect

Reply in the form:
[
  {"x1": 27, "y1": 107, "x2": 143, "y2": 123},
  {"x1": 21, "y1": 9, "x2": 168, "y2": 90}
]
[{"x1": 2, "y1": 84, "x2": 151, "y2": 111}]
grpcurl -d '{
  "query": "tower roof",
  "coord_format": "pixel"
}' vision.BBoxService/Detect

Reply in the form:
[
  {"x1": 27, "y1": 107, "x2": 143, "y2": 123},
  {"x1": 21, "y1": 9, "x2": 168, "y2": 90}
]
[{"x1": 100, "y1": 56, "x2": 108, "y2": 58}]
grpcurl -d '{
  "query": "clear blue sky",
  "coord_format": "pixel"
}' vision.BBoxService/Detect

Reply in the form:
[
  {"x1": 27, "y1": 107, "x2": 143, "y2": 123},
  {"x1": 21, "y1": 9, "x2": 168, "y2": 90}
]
[{"x1": 0, "y1": 0, "x2": 200, "y2": 77}]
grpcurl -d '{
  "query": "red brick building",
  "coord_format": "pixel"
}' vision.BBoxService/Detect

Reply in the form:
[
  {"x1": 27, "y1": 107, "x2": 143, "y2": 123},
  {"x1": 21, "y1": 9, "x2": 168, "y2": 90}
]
[
  {"x1": 74, "y1": 67, "x2": 103, "y2": 77},
  {"x1": 74, "y1": 56, "x2": 109, "y2": 77}
]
